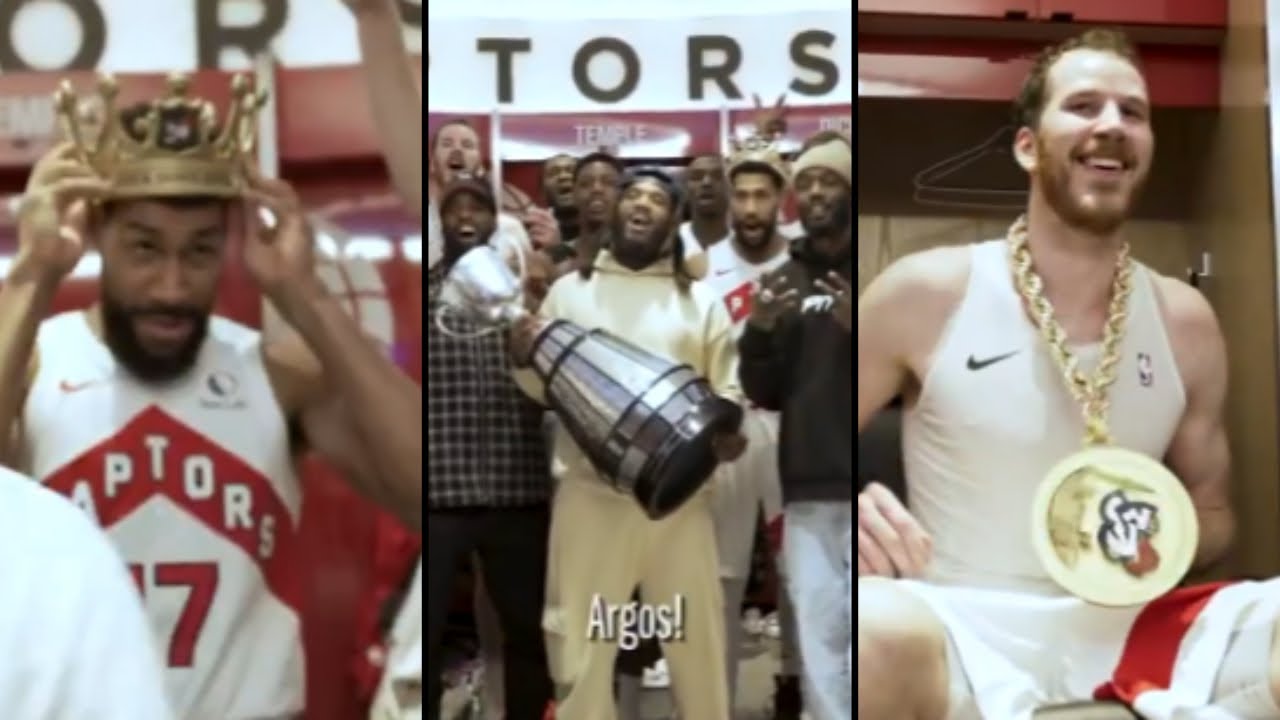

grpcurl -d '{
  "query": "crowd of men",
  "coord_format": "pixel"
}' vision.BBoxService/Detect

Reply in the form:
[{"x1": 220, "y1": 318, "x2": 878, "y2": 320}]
[
  {"x1": 0, "y1": 0, "x2": 854, "y2": 714},
  {"x1": 426, "y1": 109, "x2": 854, "y2": 719}
]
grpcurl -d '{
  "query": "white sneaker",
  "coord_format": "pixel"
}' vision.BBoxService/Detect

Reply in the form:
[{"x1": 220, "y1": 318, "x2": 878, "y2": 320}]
[{"x1": 641, "y1": 659, "x2": 670, "y2": 688}]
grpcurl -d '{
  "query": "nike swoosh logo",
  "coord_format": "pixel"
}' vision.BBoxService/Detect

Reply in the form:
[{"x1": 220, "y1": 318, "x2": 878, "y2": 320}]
[
  {"x1": 59, "y1": 380, "x2": 101, "y2": 393},
  {"x1": 966, "y1": 351, "x2": 1019, "y2": 371},
  {"x1": 714, "y1": 269, "x2": 734, "y2": 276}
]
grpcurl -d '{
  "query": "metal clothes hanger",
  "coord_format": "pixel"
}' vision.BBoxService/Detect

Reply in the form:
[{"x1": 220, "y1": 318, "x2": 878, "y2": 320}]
[{"x1": 911, "y1": 125, "x2": 1027, "y2": 211}]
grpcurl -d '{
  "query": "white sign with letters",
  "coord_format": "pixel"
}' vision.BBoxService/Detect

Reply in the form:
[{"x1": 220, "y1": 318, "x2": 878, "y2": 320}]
[
  {"x1": 425, "y1": 11, "x2": 853, "y2": 113},
  {"x1": 0, "y1": 0, "x2": 422, "y2": 73}
]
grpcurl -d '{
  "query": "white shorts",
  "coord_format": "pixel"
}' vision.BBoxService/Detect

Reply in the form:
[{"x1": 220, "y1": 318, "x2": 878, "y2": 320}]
[
  {"x1": 710, "y1": 410, "x2": 780, "y2": 579},
  {"x1": 895, "y1": 579, "x2": 1280, "y2": 720}
]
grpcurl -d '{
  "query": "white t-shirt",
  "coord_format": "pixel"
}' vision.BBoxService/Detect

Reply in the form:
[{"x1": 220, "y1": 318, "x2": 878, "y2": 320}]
[{"x1": 0, "y1": 466, "x2": 171, "y2": 719}]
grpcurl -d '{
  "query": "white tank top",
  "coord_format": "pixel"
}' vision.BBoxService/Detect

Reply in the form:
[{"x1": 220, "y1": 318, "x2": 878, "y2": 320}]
[
  {"x1": 904, "y1": 240, "x2": 1185, "y2": 595},
  {"x1": 23, "y1": 311, "x2": 305, "y2": 719}
]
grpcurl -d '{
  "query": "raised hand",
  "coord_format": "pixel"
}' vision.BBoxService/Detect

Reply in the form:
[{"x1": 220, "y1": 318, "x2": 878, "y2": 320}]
[
  {"x1": 240, "y1": 162, "x2": 320, "y2": 310},
  {"x1": 858, "y1": 482, "x2": 933, "y2": 578},
  {"x1": 747, "y1": 269, "x2": 801, "y2": 332},
  {"x1": 522, "y1": 206, "x2": 561, "y2": 250},
  {"x1": 814, "y1": 271, "x2": 852, "y2": 332},
  {"x1": 14, "y1": 143, "x2": 108, "y2": 283},
  {"x1": 752, "y1": 93, "x2": 789, "y2": 140}
]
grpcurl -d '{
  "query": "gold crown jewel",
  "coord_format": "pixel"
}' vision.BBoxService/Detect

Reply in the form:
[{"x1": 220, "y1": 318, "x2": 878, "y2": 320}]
[{"x1": 54, "y1": 73, "x2": 269, "y2": 199}]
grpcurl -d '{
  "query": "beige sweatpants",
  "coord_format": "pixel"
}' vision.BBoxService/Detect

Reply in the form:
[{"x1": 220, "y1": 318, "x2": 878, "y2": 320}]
[{"x1": 543, "y1": 477, "x2": 729, "y2": 720}]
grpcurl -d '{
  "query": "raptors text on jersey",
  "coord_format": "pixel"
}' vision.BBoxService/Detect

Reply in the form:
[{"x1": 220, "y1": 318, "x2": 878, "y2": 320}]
[{"x1": 24, "y1": 312, "x2": 306, "y2": 719}]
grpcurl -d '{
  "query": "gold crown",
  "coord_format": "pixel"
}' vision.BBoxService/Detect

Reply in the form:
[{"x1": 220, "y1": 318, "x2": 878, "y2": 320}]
[
  {"x1": 54, "y1": 73, "x2": 268, "y2": 199},
  {"x1": 728, "y1": 134, "x2": 790, "y2": 186}
]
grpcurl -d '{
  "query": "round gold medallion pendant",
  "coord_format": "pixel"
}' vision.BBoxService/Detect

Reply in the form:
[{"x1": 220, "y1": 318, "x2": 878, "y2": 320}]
[{"x1": 1030, "y1": 446, "x2": 1199, "y2": 607}]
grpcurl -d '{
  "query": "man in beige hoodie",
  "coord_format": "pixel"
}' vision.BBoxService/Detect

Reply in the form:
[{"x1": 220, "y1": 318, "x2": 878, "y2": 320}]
[{"x1": 511, "y1": 168, "x2": 745, "y2": 720}]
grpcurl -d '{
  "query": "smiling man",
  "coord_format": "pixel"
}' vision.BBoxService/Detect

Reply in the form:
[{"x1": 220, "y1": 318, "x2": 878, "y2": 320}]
[
  {"x1": 856, "y1": 30, "x2": 1280, "y2": 720},
  {"x1": 426, "y1": 119, "x2": 535, "y2": 269},
  {"x1": 1, "y1": 78, "x2": 423, "y2": 719},
  {"x1": 425, "y1": 176, "x2": 554, "y2": 720}
]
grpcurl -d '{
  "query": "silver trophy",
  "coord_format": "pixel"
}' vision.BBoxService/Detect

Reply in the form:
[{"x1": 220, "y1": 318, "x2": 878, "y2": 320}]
[{"x1": 434, "y1": 236, "x2": 742, "y2": 519}]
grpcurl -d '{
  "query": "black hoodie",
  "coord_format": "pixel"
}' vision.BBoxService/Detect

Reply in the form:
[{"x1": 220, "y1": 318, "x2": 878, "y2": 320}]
[{"x1": 737, "y1": 236, "x2": 853, "y2": 504}]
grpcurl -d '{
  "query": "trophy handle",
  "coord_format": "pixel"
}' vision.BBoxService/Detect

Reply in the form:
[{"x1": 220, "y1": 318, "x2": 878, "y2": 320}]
[{"x1": 433, "y1": 308, "x2": 501, "y2": 340}]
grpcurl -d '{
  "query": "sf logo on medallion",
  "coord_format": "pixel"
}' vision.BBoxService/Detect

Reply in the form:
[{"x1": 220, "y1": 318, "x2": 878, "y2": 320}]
[
  {"x1": 1095, "y1": 488, "x2": 1161, "y2": 577},
  {"x1": 1045, "y1": 465, "x2": 1161, "y2": 578}
]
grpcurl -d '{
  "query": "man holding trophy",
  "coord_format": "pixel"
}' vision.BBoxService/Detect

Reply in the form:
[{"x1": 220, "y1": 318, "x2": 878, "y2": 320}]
[
  {"x1": 439, "y1": 166, "x2": 745, "y2": 719},
  {"x1": 425, "y1": 174, "x2": 556, "y2": 720}
]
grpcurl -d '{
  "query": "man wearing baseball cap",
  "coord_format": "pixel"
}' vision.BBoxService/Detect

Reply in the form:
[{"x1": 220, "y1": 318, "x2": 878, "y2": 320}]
[
  {"x1": 510, "y1": 168, "x2": 745, "y2": 720},
  {"x1": 738, "y1": 132, "x2": 854, "y2": 719},
  {"x1": 426, "y1": 174, "x2": 555, "y2": 720}
]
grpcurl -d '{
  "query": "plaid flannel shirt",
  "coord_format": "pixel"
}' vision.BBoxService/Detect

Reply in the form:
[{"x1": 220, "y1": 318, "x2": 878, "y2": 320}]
[{"x1": 426, "y1": 263, "x2": 551, "y2": 509}]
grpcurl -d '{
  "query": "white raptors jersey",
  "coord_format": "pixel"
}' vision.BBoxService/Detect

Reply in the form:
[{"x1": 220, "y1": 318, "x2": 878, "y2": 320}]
[
  {"x1": 703, "y1": 239, "x2": 791, "y2": 576},
  {"x1": 904, "y1": 240, "x2": 1185, "y2": 595},
  {"x1": 703, "y1": 239, "x2": 790, "y2": 332},
  {"x1": 23, "y1": 311, "x2": 305, "y2": 720}
]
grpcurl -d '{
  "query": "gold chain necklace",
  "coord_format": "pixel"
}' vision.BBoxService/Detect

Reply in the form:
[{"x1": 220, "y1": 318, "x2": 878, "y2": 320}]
[
  {"x1": 1010, "y1": 214, "x2": 1198, "y2": 607},
  {"x1": 1007, "y1": 214, "x2": 1134, "y2": 445}
]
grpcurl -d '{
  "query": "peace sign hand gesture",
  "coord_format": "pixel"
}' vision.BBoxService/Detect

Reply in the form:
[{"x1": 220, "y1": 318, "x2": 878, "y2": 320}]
[
  {"x1": 814, "y1": 271, "x2": 852, "y2": 333},
  {"x1": 752, "y1": 93, "x2": 789, "y2": 140},
  {"x1": 748, "y1": 269, "x2": 801, "y2": 332}
]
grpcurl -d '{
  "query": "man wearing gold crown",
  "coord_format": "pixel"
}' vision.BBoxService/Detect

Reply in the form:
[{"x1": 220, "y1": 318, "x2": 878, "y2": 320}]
[
  {"x1": 0, "y1": 74, "x2": 422, "y2": 719},
  {"x1": 857, "y1": 29, "x2": 1280, "y2": 720}
]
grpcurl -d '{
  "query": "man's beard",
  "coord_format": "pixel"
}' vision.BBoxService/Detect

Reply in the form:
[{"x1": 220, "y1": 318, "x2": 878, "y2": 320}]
[
  {"x1": 1037, "y1": 140, "x2": 1143, "y2": 236},
  {"x1": 101, "y1": 293, "x2": 208, "y2": 383},
  {"x1": 610, "y1": 219, "x2": 670, "y2": 269},
  {"x1": 800, "y1": 197, "x2": 852, "y2": 239},
  {"x1": 732, "y1": 217, "x2": 777, "y2": 250}
]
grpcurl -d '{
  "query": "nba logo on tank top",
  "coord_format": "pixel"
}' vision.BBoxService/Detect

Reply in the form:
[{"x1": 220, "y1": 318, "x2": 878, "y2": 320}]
[{"x1": 22, "y1": 311, "x2": 305, "y2": 719}]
